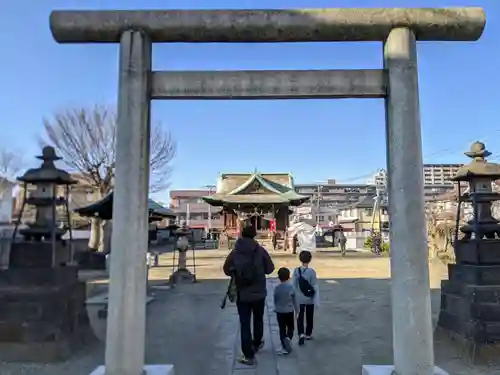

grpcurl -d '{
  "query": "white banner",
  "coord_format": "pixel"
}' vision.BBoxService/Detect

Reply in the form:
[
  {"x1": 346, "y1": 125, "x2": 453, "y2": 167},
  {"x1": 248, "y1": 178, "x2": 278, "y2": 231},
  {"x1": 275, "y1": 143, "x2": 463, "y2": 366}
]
[{"x1": 288, "y1": 221, "x2": 316, "y2": 252}]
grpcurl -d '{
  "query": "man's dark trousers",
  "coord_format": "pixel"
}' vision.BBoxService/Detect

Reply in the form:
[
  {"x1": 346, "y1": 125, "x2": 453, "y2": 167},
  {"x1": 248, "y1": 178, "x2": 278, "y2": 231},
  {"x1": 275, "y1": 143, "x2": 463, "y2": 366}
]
[{"x1": 236, "y1": 299, "x2": 265, "y2": 359}]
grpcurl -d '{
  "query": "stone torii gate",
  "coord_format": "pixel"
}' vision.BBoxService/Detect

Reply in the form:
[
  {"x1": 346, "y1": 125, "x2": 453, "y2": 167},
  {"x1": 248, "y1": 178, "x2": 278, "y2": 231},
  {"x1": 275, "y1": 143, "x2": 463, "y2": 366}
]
[{"x1": 49, "y1": 8, "x2": 485, "y2": 375}]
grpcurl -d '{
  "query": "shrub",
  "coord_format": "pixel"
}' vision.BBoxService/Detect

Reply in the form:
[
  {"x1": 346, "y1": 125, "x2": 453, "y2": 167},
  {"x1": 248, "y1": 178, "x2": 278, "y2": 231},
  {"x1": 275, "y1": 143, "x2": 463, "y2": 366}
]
[
  {"x1": 364, "y1": 236, "x2": 390, "y2": 254},
  {"x1": 364, "y1": 236, "x2": 373, "y2": 249},
  {"x1": 381, "y1": 242, "x2": 390, "y2": 254}
]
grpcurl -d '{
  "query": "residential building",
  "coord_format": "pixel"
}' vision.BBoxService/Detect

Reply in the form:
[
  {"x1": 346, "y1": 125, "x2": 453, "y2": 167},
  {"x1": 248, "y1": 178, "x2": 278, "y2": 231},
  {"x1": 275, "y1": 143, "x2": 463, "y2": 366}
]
[
  {"x1": 423, "y1": 164, "x2": 461, "y2": 185},
  {"x1": 368, "y1": 165, "x2": 461, "y2": 188},
  {"x1": 294, "y1": 179, "x2": 377, "y2": 226},
  {"x1": 423, "y1": 184, "x2": 457, "y2": 202},
  {"x1": 295, "y1": 176, "x2": 457, "y2": 228},
  {"x1": 169, "y1": 189, "x2": 223, "y2": 230},
  {"x1": 366, "y1": 169, "x2": 387, "y2": 187},
  {"x1": 337, "y1": 196, "x2": 389, "y2": 233},
  {"x1": 366, "y1": 168, "x2": 457, "y2": 202}
]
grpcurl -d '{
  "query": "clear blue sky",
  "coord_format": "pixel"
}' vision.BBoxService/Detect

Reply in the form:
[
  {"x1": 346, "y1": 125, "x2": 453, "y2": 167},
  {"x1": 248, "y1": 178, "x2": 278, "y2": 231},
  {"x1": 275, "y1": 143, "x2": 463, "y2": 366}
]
[{"x1": 1, "y1": 0, "x2": 499, "y2": 202}]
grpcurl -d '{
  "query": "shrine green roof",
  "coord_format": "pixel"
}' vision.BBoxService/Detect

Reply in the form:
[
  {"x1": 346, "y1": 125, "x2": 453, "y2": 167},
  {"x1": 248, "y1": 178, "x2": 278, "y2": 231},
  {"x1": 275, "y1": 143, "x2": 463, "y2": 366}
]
[
  {"x1": 202, "y1": 172, "x2": 309, "y2": 207},
  {"x1": 74, "y1": 192, "x2": 176, "y2": 220}
]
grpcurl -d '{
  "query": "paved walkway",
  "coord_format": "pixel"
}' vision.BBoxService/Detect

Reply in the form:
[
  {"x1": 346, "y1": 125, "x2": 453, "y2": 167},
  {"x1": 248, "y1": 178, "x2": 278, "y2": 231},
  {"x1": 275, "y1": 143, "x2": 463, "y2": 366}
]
[
  {"x1": 1, "y1": 249, "x2": 499, "y2": 375},
  {"x1": 229, "y1": 278, "x2": 300, "y2": 375}
]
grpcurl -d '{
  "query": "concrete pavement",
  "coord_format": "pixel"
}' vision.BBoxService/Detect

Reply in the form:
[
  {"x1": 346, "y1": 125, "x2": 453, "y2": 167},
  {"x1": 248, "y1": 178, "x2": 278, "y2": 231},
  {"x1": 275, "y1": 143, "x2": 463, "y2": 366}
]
[{"x1": 1, "y1": 248, "x2": 498, "y2": 375}]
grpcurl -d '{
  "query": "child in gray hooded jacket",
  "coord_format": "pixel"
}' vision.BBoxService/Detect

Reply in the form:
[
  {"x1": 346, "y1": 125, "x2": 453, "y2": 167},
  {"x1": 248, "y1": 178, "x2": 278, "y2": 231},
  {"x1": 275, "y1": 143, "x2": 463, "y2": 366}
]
[
  {"x1": 292, "y1": 250, "x2": 319, "y2": 346},
  {"x1": 273, "y1": 267, "x2": 298, "y2": 355}
]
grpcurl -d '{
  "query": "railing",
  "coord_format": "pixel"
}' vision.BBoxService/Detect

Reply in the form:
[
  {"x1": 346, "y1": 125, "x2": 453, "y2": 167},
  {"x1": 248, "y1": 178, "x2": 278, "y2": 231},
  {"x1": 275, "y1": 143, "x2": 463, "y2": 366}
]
[
  {"x1": 345, "y1": 231, "x2": 371, "y2": 238},
  {"x1": 183, "y1": 219, "x2": 224, "y2": 227},
  {"x1": 171, "y1": 202, "x2": 212, "y2": 212}
]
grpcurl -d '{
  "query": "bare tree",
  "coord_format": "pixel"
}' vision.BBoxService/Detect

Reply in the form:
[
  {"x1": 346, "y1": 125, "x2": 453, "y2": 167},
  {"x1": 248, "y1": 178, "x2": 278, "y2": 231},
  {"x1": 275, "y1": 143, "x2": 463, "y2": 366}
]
[
  {"x1": 491, "y1": 181, "x2": 500, "y2": 220},
  {"x1": 0, "y1": 148, "x2": 24, "y2": 199},
  {"x1": 41, "y1": 105, "x2": 177, "y2": 250},
  {"x1": 0, "y1": 147, "x2": 24, "y2": 227}
]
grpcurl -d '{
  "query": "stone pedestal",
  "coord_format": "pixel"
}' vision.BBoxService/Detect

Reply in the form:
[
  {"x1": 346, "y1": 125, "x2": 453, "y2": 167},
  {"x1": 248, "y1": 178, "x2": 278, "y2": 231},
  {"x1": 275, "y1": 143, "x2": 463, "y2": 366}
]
[
  {"x1": 169, "y1": 268, "x2": 196, "y2": 284},
  {"x1": 168, "y1": 247, "x2": 196, "y2": 284},
  {"x1": 90, "y1": 364, "x2": 174, "y2": 375},
  {"x1": 362, "y1": 365, "x2": 448, "y2": 375},
  {"x1": 438, "y1": 239, "x2": 500, "y2": 361},
  {"x1": 0, "y1": 267, "x2": 94, "y2": 362},
  {"x1": 9, "y1": 241, "x2": 71, "y2": 268}
]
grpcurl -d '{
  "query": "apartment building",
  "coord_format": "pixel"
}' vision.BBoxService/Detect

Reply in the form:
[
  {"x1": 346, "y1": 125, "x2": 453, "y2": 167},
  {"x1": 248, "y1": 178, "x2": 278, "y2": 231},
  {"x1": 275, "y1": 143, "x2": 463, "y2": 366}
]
[
  {"x1": 423, "y1": 164, "x2": 461, "y2": 185},
  {"x1": 366, "y1": 169, "x2": 387, "y2": 188},
  {"x1": 366, "y1": 166, "x2": 459, "y2": 202},
  {"x1": 294, "y1": 179, "x2": 377, "y2": 226},
  {"x1": 169, "y1": 189, "x2": 223, "y2": 230},
  {"x1": 295, "y1": 174, "x2": 459, "y2": 228},
  {"x1": 368, "y1": 165, "x2": 462, "y2": 187}
]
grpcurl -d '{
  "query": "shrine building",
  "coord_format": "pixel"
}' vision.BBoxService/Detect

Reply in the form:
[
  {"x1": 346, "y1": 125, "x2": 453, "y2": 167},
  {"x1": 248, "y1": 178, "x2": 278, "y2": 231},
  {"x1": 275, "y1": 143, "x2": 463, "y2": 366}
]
[{"x1": 202, "y1": 172, "x2": 309, "y2": 247}]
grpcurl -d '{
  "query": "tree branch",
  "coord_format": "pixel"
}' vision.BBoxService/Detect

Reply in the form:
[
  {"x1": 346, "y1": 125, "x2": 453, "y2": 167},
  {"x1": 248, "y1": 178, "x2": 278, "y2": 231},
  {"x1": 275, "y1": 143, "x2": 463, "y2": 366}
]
[
  {"x1": 0, "y1": 147, "x2": 24, "y2": 197},
  {"x1": 41, "y1": 105, "x2": 176, "y2": 195}
]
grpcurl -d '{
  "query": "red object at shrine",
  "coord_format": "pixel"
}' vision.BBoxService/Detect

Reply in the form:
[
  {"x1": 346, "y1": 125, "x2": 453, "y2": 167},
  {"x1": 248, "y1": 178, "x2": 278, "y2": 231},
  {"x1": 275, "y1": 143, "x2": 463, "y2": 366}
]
[{"x1": 270, "y1": 219, "x2": 276, "y2": 232}]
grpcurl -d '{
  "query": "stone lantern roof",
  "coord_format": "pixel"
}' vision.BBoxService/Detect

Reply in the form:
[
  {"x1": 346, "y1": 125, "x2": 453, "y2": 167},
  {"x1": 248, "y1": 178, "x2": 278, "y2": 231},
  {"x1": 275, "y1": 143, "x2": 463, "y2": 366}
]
[
  {"x1": 451, "y1": 141, "x2": 500, "y2": 182},
  {"x1": 17, "y1": 146, "x2": 77, "y2": 185}
]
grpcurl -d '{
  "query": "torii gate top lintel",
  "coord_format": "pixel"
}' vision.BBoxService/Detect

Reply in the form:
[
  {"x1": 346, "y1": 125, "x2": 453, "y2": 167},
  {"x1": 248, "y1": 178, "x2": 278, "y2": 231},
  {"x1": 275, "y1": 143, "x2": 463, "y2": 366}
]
[{"x1": 49, "y1": 7, "x2": 486, "y2": 44}]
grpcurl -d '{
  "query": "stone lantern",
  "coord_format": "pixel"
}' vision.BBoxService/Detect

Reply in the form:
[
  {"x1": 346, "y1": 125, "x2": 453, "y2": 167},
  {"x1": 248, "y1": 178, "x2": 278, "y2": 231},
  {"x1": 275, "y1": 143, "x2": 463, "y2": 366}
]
[
  {"x1": 10, "y1": 146, "x2": 76, "y2": 267},
  {"x1": 0, "y1": 146, "x2": 93, "y2": 362},
  {"x1": 169, "y1": 220, "x2": 196, "y2": 284},
  {"x1": 437, "y1": 141, "x2": 500, "y2": 360}
]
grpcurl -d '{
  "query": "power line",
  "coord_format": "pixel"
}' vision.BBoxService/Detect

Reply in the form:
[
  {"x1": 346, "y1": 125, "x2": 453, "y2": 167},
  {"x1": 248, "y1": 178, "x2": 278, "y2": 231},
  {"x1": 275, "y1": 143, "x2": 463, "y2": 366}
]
[
  {"x1": 339, "y1": 130, "x2": 500, "y2": 184},
  {"x1": 424, "y1": 129, "x2": 500, "y2": 161},
  {"x1": 339, "y1": 172, "x2": 378, "y2": 183}
]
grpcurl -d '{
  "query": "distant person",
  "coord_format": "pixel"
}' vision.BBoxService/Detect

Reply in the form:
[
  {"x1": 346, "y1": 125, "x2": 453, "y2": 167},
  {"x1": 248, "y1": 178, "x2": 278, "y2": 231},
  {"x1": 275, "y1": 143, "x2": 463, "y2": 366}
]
[
  {"x1": 292, "y1": 250, "x2": 319, "y2": 346},
  {"x1": 274, "y1": 267, "x2": 298, "y2": 355},
  {"x1": 292, "y1": 234, "x2": 298, "y2": 255},
  {"x1": 373, "y1": 232, "x2": 382, "y2": 256},
  {"x1": 284, "y1": 230, "x2": 289, "y2": 252},
  {"x1": 223, "y1": 226, "x2": 275, "y2": 366},
  {"x1": 339, "y1": 231, "x2": 347, "y2": 256},
  {"x1": 272, "y1": 232, "x2": 277, "y2": 251}
]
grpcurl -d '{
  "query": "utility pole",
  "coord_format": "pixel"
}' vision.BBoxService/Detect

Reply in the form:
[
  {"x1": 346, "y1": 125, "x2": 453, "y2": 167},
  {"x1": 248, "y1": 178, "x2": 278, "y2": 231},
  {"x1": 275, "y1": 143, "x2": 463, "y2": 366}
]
[
  {"x1": 203, "y1": 184, "x2": 216, "y2": 235},
  {"x1": 371, "y1": 185, "x2": 385, "y2": 233},
  {"x1": 316, "y1": 184, "x2": 323, "y2": 227},
  {"x1": 371, "y1": 188, "x2": 380, "y2": 232}
]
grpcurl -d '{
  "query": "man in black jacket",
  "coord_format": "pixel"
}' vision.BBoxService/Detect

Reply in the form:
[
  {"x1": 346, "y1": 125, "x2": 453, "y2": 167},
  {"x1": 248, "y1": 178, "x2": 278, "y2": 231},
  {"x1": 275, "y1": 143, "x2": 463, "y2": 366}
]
[{"x1": 223, "y1": 226, "x2": 275, "y2": 365}]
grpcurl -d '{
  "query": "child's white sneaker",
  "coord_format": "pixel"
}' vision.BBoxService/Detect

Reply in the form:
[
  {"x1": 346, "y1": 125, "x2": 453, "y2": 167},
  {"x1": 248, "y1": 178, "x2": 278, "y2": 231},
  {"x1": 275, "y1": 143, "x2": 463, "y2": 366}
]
[
  {"x1": 298, "y1": 334, "x2": 305, "y2": 346},
  {"x1": 276, "y1": 348, "x2": 291, "y2": 355},
  {"x1": 283, "y1": 337, "x2": 293, "y2": 353}
]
